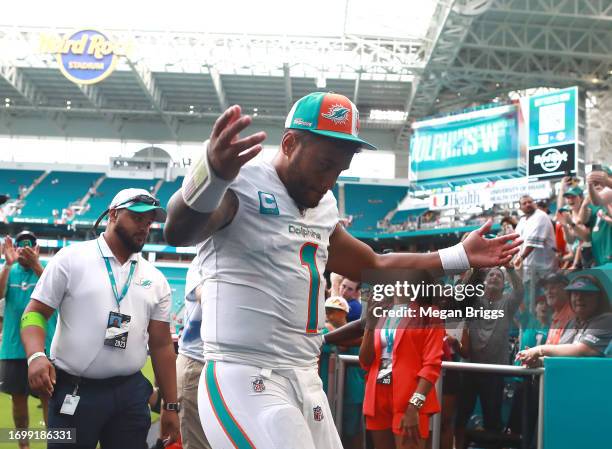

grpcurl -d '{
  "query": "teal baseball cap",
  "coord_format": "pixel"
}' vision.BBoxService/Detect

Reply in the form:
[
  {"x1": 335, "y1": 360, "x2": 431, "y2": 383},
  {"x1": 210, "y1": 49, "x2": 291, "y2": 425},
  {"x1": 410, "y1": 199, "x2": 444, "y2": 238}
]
[
  {"x1": 563, "y1": 186, "x2": 583, "y2": 197},
  {"x1": 565, "y1": 276, "x2": 601, "y2": 293},
  {"x1": 285, "y1": 92, "x2": 377, "y2": 150}
]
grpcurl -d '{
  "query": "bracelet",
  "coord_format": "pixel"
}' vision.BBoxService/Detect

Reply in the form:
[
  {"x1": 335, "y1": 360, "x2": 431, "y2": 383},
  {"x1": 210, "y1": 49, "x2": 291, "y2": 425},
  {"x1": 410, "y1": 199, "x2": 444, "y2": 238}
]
[
  {"x1": 181, "y1": 140, "x2": 234, "y2": 213},
  {"x1": 27, "y1": 352, "x2": 47, "y2": 367},
  {"x1": 439, "y1": 243, "x2": 470, "y2": 273}
]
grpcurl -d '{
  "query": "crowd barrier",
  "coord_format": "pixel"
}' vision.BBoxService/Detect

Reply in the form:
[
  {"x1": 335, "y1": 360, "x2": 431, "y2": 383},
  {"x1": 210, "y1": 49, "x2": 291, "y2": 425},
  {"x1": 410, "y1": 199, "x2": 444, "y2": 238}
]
[{"x1": 329, "y1": 355, "x2": 612, "y2": 449}]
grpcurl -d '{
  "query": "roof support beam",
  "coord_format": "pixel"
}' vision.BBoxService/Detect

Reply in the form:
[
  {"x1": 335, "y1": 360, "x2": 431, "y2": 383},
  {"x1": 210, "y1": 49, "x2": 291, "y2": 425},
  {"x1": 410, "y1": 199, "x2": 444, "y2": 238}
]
[
  {"x1": 209, "y1": 67, "x2": 229, "y2": 112},
  {"x1": 127, "y1": 60, "x2": 179, "y2": 139},
  {"x1": 0, "y1": 64, "x2": 68, "y2": 134},
  {"x1": 283, "y1": 63, "x2": 293, "y2": 113},
  {"x1": 353, "y1": 72, "x2": 361, "y2": 106}
]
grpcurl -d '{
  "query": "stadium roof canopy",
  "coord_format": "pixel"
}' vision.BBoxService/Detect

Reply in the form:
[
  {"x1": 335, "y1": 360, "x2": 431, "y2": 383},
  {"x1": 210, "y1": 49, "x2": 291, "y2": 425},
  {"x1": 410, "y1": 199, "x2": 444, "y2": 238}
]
[{"x1": 0, "y1": 0, "x2": 610, "y2": 152}]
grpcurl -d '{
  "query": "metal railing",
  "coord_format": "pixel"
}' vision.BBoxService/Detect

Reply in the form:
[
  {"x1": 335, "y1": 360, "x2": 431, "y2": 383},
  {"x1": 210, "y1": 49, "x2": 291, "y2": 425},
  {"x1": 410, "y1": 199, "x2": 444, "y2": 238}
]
[{"x1": 329, "y1": 355, "x2": 545, "y2": 449}]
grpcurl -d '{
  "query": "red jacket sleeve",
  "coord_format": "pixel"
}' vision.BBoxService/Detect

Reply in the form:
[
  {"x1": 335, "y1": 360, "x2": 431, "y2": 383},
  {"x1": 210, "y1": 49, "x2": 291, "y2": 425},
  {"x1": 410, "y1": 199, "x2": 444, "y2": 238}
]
[{"x1": 416, "y1": 321, "x2": 445, "y2": 385}]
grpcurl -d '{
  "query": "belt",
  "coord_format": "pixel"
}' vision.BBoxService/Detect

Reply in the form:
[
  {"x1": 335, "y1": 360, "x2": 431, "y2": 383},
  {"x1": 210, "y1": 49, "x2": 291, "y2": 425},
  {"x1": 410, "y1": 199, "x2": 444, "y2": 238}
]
[{"x1": 54, "y1": 367, "x2": 140, "y2": 387}]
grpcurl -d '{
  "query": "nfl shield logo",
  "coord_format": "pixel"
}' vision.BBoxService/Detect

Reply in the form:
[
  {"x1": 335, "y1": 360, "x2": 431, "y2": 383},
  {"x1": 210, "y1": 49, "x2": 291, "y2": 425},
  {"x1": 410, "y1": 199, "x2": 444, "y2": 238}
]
[
  {"x1": 313, "y1": 405, "x2": 324, "y2": 422},
  {"x1": 252, "y1": 378, "x2": 265, "y2": 393}
]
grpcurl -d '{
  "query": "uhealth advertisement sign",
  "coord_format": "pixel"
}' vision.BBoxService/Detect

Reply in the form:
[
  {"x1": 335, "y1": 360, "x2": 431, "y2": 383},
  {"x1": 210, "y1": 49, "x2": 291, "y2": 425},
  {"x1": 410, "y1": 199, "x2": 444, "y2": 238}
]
[
  {"x1": 40, "y1": 29, "x2": 130, "y2": 84},
  {"x1": 409, "y1": 105, "x2": 520, "y2": 183}
]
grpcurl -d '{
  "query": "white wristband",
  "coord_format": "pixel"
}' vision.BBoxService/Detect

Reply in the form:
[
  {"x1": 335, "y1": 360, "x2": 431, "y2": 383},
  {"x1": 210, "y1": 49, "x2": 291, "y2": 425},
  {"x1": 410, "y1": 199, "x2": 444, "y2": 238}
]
[
  {"x1": 181, "y1": 140, "x2": 234, "y2": 213},
  {"x1": 27, "y1": 352, "x2": 47, "y2": 366},
  {"x1": 439, "y1": 243, "x2": 470, "y2": 273}
]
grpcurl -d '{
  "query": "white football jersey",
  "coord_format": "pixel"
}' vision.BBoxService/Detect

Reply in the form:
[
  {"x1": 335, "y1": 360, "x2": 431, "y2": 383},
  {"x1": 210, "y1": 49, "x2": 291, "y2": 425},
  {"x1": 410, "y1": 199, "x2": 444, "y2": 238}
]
[{"x1": 198, "y1": 159, "x2": 339, "y2": 369}]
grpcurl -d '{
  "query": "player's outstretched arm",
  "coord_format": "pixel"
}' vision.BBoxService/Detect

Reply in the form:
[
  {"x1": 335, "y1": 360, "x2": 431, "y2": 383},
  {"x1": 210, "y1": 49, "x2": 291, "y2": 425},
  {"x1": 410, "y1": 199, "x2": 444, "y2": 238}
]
[
  {"x1": 326, "y1": 219, "x2": 522, "y2": 281},
  {"x1": 164, "y1": 105, "x2": 266, "y2": 246}
]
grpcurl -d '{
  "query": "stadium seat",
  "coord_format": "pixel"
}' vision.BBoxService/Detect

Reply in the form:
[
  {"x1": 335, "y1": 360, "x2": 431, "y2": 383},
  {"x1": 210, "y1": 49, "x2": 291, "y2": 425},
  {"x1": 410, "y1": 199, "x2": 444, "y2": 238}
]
[
  {"x1": 80, "y1": 177, "x2": 158, "y2": 220},
  {"x1": 155, "y1": 177, "x2": 183, "y2": 209},
  {"x1": 0, "y1": 169, "x2": 44, "y2": 199},
  {"x1": 344, "y1": 184, "x2": 408, "y2": 231},
  {"x1": 20, "y1": 171, "x2": 102, "y2": 219}
]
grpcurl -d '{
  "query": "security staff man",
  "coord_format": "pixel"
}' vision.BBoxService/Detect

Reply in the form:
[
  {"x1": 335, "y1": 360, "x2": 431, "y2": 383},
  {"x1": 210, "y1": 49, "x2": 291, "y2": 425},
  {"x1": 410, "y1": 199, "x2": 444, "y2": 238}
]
[{"x1": 20, "y1": 189, "x2": 180, "y2": 449}]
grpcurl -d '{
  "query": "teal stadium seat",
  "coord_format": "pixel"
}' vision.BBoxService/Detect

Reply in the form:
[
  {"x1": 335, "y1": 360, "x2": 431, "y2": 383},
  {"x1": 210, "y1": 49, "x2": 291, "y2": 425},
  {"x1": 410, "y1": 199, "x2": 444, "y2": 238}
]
[
  {"x1": 344, "y1": 184, "x2": 408, "y2": 231},
  {"x1": 0, "y1": 169, "x2": 44, "y2": 199},
  {"x1": 157, "y1": 265, "x2": 189, "y2": 332},
  {"x1": 80, "y1": 177, "x2": 158, "y2": 220},
  {"x1": 155, "y1": 177, "x2": 183, "y2": 209},
  {"x1": 390, "y1": 208, "x2": 428, "y2": 225},
  {"x1": 21, "y1": 171, "x2": 102, "y2": 219}
]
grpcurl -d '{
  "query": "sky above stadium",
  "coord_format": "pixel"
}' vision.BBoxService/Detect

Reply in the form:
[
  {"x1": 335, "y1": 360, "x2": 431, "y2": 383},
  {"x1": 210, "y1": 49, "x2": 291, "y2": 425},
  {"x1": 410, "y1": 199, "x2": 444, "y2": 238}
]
[{"x1": 3, "y1": 0, "x2": 437, "y2": 39}]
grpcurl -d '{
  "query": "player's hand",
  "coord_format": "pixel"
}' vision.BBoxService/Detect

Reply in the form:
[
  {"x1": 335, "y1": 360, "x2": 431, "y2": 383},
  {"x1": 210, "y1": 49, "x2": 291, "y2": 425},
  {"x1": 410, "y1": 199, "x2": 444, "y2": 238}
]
[
  {"x1": 462, "y1": 219, "x2": 522, "y2": 268},
  {"x1": 399, "y1": 405, "x2": 420, "y2": 446},
  {"x1": 208, "y1": 105, "x2": 267, "y2": 180},
  {"x1": 18, "y1": 245, "x2": 41, "y2": 271},
  {"x1": 28, "y1": 356, "x2": 56, "y2": 397},
  {"x1": 160, "y1": 409, "x2": 181, "y2": 446},
  {"x1": 2, "y1": 236, "x2": 17, "y2": 266}
]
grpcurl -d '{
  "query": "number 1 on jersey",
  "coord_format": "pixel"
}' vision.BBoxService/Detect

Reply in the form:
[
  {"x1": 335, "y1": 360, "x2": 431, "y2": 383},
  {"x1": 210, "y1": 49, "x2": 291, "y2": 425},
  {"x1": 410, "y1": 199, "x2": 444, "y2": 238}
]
[{"x1": 300, "y1": 242, "x2": 320, "y2": 334}]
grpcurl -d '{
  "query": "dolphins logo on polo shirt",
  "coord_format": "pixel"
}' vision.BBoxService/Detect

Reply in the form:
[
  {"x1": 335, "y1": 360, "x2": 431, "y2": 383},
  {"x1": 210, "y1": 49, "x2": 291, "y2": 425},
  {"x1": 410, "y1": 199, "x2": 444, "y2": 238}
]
[{"x1": 137, "y1": 278, "x2": 153, "y2": 289}]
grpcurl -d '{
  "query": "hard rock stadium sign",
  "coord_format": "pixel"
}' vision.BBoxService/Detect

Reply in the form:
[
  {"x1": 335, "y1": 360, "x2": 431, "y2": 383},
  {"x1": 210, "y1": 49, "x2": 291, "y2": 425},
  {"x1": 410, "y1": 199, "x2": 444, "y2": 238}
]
[{"x1": 40, "y1": 29, "x2": 131, "y2": 85}]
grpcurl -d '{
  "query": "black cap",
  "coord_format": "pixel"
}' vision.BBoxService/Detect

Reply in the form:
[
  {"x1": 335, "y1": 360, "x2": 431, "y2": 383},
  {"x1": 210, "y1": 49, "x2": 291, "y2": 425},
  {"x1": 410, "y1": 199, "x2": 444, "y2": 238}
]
[
  {"x1": 15, "y1": 230, "x2": 37, "y2": 247},
  {"x1": 539, "y1": 272, "x2": 569, "y2": 287}
]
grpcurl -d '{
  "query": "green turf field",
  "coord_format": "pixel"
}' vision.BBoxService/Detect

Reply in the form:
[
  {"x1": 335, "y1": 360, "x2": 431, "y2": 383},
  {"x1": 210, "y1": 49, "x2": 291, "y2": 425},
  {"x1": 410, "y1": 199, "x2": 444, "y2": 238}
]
[{"x1": 0, "y1": 358, "x2": 158, "y2": 449}]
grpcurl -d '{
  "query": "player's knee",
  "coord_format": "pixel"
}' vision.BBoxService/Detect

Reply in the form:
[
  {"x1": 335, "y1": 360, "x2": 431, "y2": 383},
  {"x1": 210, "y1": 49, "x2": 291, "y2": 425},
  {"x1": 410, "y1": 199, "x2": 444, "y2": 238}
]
[{"x1": 259, "y1": 404, "x2": 315, "y2": 449}]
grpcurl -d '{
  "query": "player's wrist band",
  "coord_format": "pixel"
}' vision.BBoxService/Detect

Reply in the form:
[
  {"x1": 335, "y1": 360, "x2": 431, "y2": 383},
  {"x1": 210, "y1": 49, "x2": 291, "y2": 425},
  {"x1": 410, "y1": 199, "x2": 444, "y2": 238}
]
[
  {"x1": 439, "y1": 243, "x2": 470, "y2": 272},
  {"x1": 21, "y1": 311, "x2": 48, "y2": 331},
  {"x1": 27, "y1": 352, "x2": 47, "y2": 366},
  {"x1": 181, "y1": 140, "x2": 234, "y2": 213}
]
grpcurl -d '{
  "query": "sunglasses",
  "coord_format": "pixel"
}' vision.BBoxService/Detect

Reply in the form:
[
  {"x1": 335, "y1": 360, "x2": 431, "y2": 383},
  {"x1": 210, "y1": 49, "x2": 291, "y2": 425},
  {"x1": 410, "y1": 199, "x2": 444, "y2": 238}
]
[
  {"x1": 17, "y1": 240, "x2": 34, "y2": 248},
  {"x1": 93, "y1": 194, "x2": 160, "y2": 235},
  {"x1": 115, "y1": 194, "x2": 160, "y2": 208}
]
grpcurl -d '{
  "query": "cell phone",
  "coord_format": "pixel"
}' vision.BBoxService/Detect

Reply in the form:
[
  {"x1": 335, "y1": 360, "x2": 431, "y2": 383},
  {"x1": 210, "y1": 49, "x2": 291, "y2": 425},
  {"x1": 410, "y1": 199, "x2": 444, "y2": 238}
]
[{"x1": 591, "y1": 163, "x2": 603, "y2": 172}]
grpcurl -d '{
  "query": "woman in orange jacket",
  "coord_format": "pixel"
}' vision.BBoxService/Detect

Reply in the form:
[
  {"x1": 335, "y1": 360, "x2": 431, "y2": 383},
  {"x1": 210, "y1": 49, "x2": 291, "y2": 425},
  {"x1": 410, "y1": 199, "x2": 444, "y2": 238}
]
[{"x1": 360, "y1": 272, "x2": 445, "y2": 449}]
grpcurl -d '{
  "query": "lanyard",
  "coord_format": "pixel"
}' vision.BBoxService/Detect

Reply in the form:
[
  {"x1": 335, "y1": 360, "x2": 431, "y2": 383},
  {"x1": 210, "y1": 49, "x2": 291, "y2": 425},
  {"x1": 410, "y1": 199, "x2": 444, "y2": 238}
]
[
  {"x1": 383, "y1": 310, "x2": 404, "y2": 355},
  {"x1": 97, "y1": 240, "x2": 137, "y2": 311}
]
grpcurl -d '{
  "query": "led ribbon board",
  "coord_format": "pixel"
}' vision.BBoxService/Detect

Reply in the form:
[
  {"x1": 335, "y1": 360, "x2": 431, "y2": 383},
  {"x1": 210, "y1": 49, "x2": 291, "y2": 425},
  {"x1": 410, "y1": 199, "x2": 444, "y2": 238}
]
[
  {"x1": 40, "y1": 29, "x2": 130, "y2": 84},
  {"x1": 409, "y1": 105, "x2": 520, "y2": 183}
]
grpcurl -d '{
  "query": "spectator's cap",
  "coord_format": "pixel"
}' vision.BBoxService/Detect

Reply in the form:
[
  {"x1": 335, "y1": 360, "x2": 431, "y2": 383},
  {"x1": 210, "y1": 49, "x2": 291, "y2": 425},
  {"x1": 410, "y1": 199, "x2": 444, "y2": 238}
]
[
  {"x1": 15, "y1": 230, "x2": 37, "y2": 248},
  {"x1": 559, "y1": 205, "x2": 571, "y2": 212},
  {"x1": 539, "y1": 272, "x2": 569, "y2": 287},
  {"x1": 324, "y1": 296, "x2": 350, "y2": 313},
  {"x1": 563, "y1": 186, "x2": 583, "y2": 197},
  {"x1": 565, "y1": 276, "x2": 601, "y2": 293},
  {"x1": 535, "y1": 295, "x2": 547, "y2": 305},
  {"x1": 285, "y1": 92, "x2": 377, "y2": 151},
  {"x1": 109, "y1": 188, "x2": 166, "y2": 222}
]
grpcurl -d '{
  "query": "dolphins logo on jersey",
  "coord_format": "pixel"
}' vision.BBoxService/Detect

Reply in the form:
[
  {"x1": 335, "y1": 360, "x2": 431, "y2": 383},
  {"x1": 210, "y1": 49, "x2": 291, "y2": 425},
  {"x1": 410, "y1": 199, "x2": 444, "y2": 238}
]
[{"x1": 322, "y1": 104, "x2": 350, "y2": 125}]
